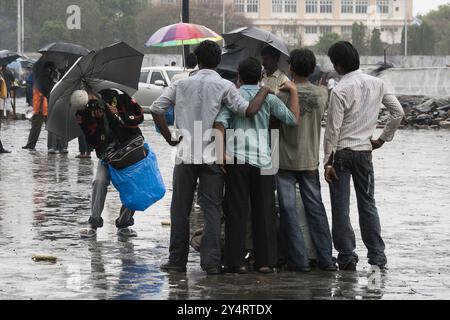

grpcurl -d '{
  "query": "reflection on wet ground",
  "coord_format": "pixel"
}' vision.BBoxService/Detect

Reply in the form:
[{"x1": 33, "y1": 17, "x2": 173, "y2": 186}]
[{"x1": 0, "y1": 116, "x2": 450, "y2": 300}]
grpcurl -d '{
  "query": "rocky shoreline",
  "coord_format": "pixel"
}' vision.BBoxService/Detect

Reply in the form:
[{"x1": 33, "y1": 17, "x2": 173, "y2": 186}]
[{"x1": 382, "y1": 96, "x2": 450, "y2": 129}]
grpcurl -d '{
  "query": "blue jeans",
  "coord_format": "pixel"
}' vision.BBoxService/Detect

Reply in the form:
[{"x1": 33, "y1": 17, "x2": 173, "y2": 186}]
[
  {"x1": 330, "y1": 149, "x2": 387, "y2": 266},
  {"x1": 277, "y1": 169, "x2": 334, "y2": 269}
]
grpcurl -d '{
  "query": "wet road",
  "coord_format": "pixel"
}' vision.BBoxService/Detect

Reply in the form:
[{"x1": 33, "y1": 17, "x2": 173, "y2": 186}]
[{"x1": 1, "y1": 107, "x2": 450, "y2": 300}]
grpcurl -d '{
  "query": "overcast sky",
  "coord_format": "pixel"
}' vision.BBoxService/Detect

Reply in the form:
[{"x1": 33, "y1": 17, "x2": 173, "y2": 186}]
[{"x1": 414, "y1": 0, "x2": 449, "y2": 15}]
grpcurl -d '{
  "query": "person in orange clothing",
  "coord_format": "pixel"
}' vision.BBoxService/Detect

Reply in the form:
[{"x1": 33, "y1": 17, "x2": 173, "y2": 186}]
[{"x1": 22, "y1": 87, "x2": 48, "y2": 151}]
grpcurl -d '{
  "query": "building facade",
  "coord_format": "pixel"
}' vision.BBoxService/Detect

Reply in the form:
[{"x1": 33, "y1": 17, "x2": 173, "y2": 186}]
[{"x1": 152, "y1": 0, "x2": 413, "y2": 47}]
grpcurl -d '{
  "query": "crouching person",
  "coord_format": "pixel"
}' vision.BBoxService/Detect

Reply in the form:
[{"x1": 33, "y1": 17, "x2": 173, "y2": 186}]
[{"x1": 77, "y1": 89, "x2": 144, "y2": 238}]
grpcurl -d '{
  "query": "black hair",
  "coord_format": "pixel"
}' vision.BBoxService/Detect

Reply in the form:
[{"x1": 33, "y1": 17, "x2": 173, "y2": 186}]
[
  {"x1": 289, "y1": 49, "x2": 316, "y2": 77},
  {"x1": 43, "y1": 61, "x2": 55, "y2": 69},
  {"x1": 238, "y1": 57, "x2": 262, "y2": 85},
  {"x1": 194, "y1": 40, "x2": 222, "y2": 69},
  {"x1": 327, "y1": 41, "x2": 360, "y2": 74},
  {"x1": 185, "y1": 53, "x2": 198, "y2": 69},
  {"x1": 261, "y1": 46, "x2": 281, "y2": 61}
]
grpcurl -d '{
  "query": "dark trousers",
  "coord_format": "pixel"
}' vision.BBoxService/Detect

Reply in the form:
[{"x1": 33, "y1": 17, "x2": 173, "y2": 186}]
[
  {"x1": 24, "y1": 114, "x2": 46, "y2": 149},
  {"x1": 48, "y1": 132, "x2": 68, "y2": 151},
  {"x1": 223, "y1": 163, "x2": 278, "y2": 268},
  {"x1": 330, "y1": 149, "x2": 387, "y2": 266},
  {"x1": 78, "y1": 134, "x2": 92, "y2": 153},
  {"x1": 169, "y1": 164, "x2": 224, "y2": 270}
]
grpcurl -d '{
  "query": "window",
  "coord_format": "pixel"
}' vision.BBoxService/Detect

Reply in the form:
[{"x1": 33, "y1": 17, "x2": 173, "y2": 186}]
[
  {"x1": 285, "y1": 0, "x2": 297, "y2": 13},
  {"x1": 305, "y1": 0, "x2": 318, "y2": 13},
  {"x1": 272, "y1": 0, "x2": 283, "y2": 13},
  {"x1": 341, "y1": 0, "x2": 353, "y2": 13},
  {"x1": 139, "y1": 71, "x2": 149, "y2": 83},
  {"x1": 319, "y1": 26, "x2": 332, "y2": 33},
  {"x1": 283, "y1": 25, "x2": 297, "y2": 34},
  {"x1": 377, "y1": 0, "x2": 389, "y2": 14},
  {"x1": 273, "y1": 0, "x2": 297, "y2": 13},
  {"x1": 166, "y1": 70, "x2": 183, "y2": 81},
  {"x1": 341, "y1": 25, "x2": 353, "y2": 35},
  {"x1": 235, "y1": 0, "x2": 258, "y2": 13},
  {"x1": 150, "y1": 71, "x2": 164, "y2": 85},
  {"x1": 247, "y1": 0, "x2": 259, "y2": 13},
  {"x1": 305, "y1": 26, "x2": 318, "y2": 34},
  {"x1": 320, "y1": 0, "x2": 332, "y2": 13},
  {"x1": 234, "y1": 0, "x2": 245, "y2": 12},
  {"x1": 355, "y1": 0, "x2": 368, "y2": 13}
]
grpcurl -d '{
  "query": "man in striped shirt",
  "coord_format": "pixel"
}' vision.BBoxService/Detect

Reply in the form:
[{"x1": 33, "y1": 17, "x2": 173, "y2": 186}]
[{"x1": 323, "y1": 41, "x2": 404, "y2": 271}]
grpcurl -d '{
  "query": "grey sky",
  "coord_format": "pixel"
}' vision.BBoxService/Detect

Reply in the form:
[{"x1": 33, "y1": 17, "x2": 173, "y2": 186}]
[{"x1": 414, "y1": 0, "x2": 449, "y2": 15}]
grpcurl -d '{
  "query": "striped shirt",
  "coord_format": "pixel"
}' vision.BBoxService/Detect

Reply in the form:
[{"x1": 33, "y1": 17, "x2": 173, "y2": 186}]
[
  {"x1": 262, "y1": 69, "x2": 290, "y2": 94},
  {"x1": 324, "y1": 70, "x2": 405, "y2": 164}
]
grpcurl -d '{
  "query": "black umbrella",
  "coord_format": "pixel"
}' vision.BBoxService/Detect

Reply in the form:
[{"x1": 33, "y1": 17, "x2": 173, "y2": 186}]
[
  {"x1": 33, "y1": 42, "x2": 90, "y2": 97},
  {"x1": 0, "y1": 50, "x2": 21, "y2": 66},
  {"x1": 47, "y1": 42, "x2": 144, "y2": 141},
  {"x1": 218, "y1": 26, "x2": 290, "y2": 75}
]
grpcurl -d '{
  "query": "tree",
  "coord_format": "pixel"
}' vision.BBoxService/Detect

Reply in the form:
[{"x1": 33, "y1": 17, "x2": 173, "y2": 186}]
[
  {"x1": 351, "y1": 22, "x2": 367, "y2": 55},
  {"x1": 370, "y1": 28, "x2": 384, "y2": 56},
  {"x1": 401, "y1": 21, "x2": 436, "y2": 55},
  {"x1": 315, "y1": 32, "x2": 341, "y2": 54},
  {"x1": 422, "y1": 4, "x2": 449, "y2": 54},
  {"x1": 39, "y1": 20, "x2": 72, "y2": 47}
]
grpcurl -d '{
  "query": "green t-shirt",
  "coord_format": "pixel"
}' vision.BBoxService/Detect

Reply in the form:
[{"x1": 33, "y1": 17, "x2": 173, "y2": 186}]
[{"x1": 277, "y1": 83, "x2": 328, "y2": 171}]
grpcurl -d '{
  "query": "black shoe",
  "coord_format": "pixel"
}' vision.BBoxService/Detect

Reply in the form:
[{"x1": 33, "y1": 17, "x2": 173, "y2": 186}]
[
  {"x1": 319, "y1": 264, "x2": 338, "y2": 271},
  {"x1": 0, "y1": 149, "x2": 11, "y2": 154},
  {"x1": 160, "y1": 262, "x2": 186, "y2": 273},
  {"x1": 372, "y1": 263, "x2": 388, "y2": 271},
  {"x1": 206, "y1": 266, "x2": 223, "y2": 275},
  {"x1": 223, "y1": 266, "x2": 247, "y2": 274},
  {"x1": 286, "y1": 265, "x2": 311, "y2": 273},
  {"x1": 22, "y1": 146, "x2": 31, "y2": 149},
  {"x1": 338, "y1": 259, "x2": 357, "y2": 271}
]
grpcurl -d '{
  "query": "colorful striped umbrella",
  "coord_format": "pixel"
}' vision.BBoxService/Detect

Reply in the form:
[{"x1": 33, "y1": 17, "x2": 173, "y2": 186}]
[{"x1": 145, "y1": 23, "x2": 222, "y2": 47}]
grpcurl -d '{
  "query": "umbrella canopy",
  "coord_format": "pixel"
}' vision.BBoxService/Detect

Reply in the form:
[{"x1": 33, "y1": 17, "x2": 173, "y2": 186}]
[
  {"x1": 33, "y1": 42, "x2": 90, "y2": 97},
  {"x1": 47, "y1": 42, "x2": 144, "y2": 141},
  {"x1": 145, "y1": 22, "x2": 222, "y2": 47},
  {"x1": 218, "y1": 26, "x2": 290, "y2": 75},
  {"x1": 0, "y1": 50, "x2": 21, "y2": 66},
  {"x1": 38, "y1": 42, "x2": 90, "y2": 56}
]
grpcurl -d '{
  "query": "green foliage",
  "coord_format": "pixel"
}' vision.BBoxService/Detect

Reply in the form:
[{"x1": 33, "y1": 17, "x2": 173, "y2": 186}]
[
  {"x1": 351, "y1": 22, "x2": 367, "y2": 55},
  {"x1": 0, "y1": 0, "x2": 249, "y2": 54},
  {"x1": 401, "y1": 21, "x2": 436, "y2": 55},
  {"x1": 315, "y1": 32, "x2": 341, "y2": 54},
  {"x1": 369, "y1": 28, "x2": 384, "y2": 56},
  {"x1": 422, "y1": 4, "x2": 450, "y2": 54}
]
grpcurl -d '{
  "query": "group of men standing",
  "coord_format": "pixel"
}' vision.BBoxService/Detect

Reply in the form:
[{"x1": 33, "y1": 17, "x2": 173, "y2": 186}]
[{"x1": 150, "y1": 40, "x2": 405, "y2": 275}]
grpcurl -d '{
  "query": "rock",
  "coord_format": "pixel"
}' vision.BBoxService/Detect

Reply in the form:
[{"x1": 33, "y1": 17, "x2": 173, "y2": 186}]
[
  {"x1": 32, "y1": 255, "x2": 57, "y2": 263},
  {"x1": 413, "y1": 124, "x2": 429, "y2": 129},
  {"x1": 413, "y1": 99, "x2": 436, "y2": 113},
  {"x1": 437, "y1": 105, "x2": 450, "y2": 112},
  {"x1": 439, "y1": 121, "x2": 450, "y2": 129},
  {"x1": 430, "y1": 125, "x2": 440, "y2": 129}
]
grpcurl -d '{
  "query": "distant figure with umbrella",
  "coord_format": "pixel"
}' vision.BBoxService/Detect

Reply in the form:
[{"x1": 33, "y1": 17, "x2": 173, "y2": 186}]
[
  {"x1": 0, "y1": 64, "x2": 15, "y2": 119},
  {"x1": 22, "y1": 42, "x2": 89, "y2": 151},
  {"x1": 261, "y1": 46, "x2": 290, "y2": 95}
]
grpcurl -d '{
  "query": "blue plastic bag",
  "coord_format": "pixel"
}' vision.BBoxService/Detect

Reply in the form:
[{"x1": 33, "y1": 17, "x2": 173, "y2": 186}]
[
  {"x1": 108, "y1": 143, "x2": 166, "y2": 211},
  {"x1": 155, "y1": 105, "x2": 174, "y2": 133}
]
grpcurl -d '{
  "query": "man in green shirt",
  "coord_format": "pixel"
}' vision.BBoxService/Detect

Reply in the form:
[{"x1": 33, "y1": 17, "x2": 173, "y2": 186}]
[
  {"x1": 215, "y1": 57, "x2": 299, "y2": 273},
  {"x1": 277, "y1": 49, "x2": 337, "y2": 272}
]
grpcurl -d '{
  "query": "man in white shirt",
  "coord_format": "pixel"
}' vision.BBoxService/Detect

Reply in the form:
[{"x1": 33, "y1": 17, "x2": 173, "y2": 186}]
[{"x1": 323, "y1": 41, "x2": 404, "y2": 271}]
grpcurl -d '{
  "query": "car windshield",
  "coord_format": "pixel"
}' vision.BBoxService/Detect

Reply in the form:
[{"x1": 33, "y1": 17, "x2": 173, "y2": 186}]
[{"x1": 166, "y1": 70, "x2": 184, "y2": 81}]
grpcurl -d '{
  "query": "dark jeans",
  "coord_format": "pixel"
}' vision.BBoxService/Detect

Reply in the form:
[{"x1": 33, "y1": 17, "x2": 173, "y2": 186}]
[
  {"x1": 330, "y1": 149, "x2": 387, "y2": 266},
  {"x1": 78, "y1": 134, "x2": 92, "y2": 153},
  {"x1": 169, "y1": 164, "x2": 224, "y2": 270},
  {"x1": 277, "y1": 169, "x2": 334, "y2": 269},
  {"x1": 223, "y1": 163, "x2": 277, "y2": 268},
  {"x1": 23, "y1": 114, "x2": 46, "y2": 149},
  {"x1": 48, "y1": 132, "x2": 68, "y2": 151}
]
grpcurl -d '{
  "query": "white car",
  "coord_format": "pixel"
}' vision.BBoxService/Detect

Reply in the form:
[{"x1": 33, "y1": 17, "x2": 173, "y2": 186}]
[{"x1": 133, "y1": 66, "x2": 185, "y2": 113}]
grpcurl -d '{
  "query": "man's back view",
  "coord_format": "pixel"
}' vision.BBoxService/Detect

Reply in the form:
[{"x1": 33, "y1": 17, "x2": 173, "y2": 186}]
[{"x1": 323, "y1": 41, "x2": 405, "y2": 271}]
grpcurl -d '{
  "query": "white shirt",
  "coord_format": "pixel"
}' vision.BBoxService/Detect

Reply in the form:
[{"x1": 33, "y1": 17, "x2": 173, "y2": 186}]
[
  {"x1": 324, "y1": 70, "x2": 405, "y2": 164},
  {"x1": 151, "y1": 69, "x2": 249, "y2": 164}
]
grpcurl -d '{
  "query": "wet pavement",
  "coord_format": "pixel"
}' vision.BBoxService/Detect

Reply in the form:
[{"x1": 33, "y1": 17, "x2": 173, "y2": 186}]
[{"x1": 1, "y1": 100, "x2": 450, "y2": 300}]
